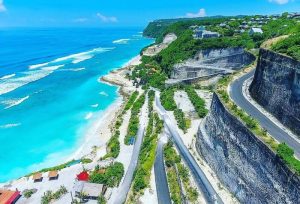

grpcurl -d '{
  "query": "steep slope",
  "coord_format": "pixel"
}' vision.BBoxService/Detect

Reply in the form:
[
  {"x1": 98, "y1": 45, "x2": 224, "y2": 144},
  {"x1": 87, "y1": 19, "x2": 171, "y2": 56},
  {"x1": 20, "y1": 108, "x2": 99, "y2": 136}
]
[
  {"x1": 196, "y1": 93, "x2": 300, "y2": 203},
  {"x1": 249, "y1": 48, "x2": 300, "y2": 137}
]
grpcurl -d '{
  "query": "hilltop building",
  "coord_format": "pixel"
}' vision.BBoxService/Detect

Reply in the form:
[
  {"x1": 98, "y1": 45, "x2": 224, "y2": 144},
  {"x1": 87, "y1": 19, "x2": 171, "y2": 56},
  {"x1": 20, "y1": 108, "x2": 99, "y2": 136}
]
[
  {"x1": 193, "y1": 26, "x2": 220, "y2": 39},
  {"x1": 249, "y1": 27, "x2": 263, "y2": 35}
]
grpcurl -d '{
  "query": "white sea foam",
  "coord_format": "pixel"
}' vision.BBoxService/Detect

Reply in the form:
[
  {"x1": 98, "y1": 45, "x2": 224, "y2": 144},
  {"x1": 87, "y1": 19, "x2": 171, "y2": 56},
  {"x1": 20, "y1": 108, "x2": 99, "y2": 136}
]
[
  {"x1": 91, "y1": 104, "x2": 99, "y2": 108},
  {"x1": 72, "y1": 55, "x2": 93, "y2": 64},
  {"x1": 0, "y1": 65, "x2": 64, "y2": 96},
  {"x1": 29, "y1": 62, "x2": 49, "y2": 69},
  {"x1": 0, "y1": 74, "x2": 16, "y2": 80},
  {"x1": 99, "y1": 91, "x2": 108, "y2": 97},
  {"x1": 28, "y1": 47, "x2": 114, "y2": 70},
  {"x1": 113, "y1": 39, "x2": 130, "y2": 44},
  {"x1": 3, "y1": 95, "x2": 30, "y2": 109},
  {"x1": 85, "y1": 112, "x2": 93, "y2": 120},
  {"x1": 53, "y1": 47, "x2": 114, "y2": 64},
  {"x1": 0, "y1": 123, "x2": 21, "y2": 129}
]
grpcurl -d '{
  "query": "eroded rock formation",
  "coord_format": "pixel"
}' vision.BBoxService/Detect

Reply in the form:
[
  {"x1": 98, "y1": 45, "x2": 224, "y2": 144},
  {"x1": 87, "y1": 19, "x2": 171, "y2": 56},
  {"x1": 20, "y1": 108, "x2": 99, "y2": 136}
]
[
  {"x1": 196, "y1": 93, "x2": 300, "y2": 203},
  {"x1": 250, "y1": 49, "x2": 300, "y2": 137},
  {"x1": 167, "y1": 47, "x2": 255, "y2": 85}
]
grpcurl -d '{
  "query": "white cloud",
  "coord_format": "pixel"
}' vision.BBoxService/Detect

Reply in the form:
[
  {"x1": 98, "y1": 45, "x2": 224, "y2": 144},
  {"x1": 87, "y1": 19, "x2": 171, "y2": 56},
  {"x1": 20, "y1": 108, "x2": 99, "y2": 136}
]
[
  {"x1": 74, "y1": 18, "x2": 88, "y2": 23},
  {"x1": 0, "y1": 0, "x2": 6, "y2": 12},
  {"x1": 96, "y1": 13, "x2": 118, "y2": 23},
  {"x1": 186, "y1": 8, "x2": 206, "y2": 18},
  {"x1": 268, "y1": 0, "x2": 290, "y2": 4}
]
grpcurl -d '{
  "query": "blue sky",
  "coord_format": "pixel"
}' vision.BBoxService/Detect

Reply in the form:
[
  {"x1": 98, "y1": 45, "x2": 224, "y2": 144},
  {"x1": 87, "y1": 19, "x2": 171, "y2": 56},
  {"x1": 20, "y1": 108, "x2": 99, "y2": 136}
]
[{"x1": 0, "y1": 0, "x2": 299, "y2": 27}]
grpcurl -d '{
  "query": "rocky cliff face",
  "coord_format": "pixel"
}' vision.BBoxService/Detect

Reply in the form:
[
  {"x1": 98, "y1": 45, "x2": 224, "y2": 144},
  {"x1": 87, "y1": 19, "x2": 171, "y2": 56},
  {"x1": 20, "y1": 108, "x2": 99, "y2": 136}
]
[
  {"x1": 250, "y1": 49, "x2": 300, "y2": 137},
  {"x1": 196, "y1": 93, "x2": 300, "y2": 203},
  {"x1": 170, "y1": 47, "x2": 255, "y2": 80}
]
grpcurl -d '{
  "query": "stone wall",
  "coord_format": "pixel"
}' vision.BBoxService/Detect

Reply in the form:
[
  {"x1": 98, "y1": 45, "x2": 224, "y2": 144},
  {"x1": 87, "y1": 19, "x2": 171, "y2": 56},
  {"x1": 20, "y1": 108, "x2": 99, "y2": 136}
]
[
  {"x1": 250, "y1": 49, "x2": 300, "y2": 137},
  {"x1": 196, "y1": 93, "x2": 300, "y2": 203}
]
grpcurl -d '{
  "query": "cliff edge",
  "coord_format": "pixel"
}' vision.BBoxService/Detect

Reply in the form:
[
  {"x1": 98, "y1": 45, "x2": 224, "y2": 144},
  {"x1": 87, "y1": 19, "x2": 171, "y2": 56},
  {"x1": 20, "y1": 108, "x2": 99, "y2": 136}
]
[
  {"x1": 196, "y1": 93, "x2": 300, "y2": 203},
  {"x1": 249, "y1": 49, "x2": 300, "y2": 137}
]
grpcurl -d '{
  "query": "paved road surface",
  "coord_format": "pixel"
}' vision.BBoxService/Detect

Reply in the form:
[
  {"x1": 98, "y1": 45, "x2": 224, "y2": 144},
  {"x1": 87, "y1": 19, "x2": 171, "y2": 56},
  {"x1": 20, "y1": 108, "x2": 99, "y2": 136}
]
[
  {"x1": 154, "y1": 136, "x2": 172, "y2": 204},
  {"x1": 111, "y1": 96, "x2": 148, "y2": 204},
  {"x1": 155, "y1": 91, "x2": 223, "y2": 204},
  {"x1": 230, "y1": 70, "x2": 300, "y2": 158}
]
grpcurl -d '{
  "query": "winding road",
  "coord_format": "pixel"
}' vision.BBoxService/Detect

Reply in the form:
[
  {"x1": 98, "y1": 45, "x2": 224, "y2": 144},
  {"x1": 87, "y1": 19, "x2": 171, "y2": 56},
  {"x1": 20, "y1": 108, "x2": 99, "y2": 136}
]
[
  {"x1": 154, "y1": 136, "x2": 172, "y2": 204},
  {"x1": 155, "y1": 91, "x2": 223, "y2": 204},
  {"x1": 230, "y1": 69, "x2": 300, "y2": 158}
]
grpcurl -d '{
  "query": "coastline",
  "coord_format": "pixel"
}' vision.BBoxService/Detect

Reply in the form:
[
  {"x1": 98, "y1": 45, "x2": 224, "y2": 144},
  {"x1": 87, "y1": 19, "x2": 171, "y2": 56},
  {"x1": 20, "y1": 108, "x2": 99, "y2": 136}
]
[{"x1": 0, "y1": 54, "x2": 141, "y2": 187}]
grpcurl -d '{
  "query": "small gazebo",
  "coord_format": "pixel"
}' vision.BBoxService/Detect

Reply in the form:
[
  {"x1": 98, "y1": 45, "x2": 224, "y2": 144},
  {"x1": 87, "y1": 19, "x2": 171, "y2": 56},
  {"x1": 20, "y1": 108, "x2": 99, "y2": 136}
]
[
  {"x1": 48, "y1": 170, "x2": 59, "y2": 180},
  {"x1": 32, "y1": 173, "x2": 43, "y2": 182}
]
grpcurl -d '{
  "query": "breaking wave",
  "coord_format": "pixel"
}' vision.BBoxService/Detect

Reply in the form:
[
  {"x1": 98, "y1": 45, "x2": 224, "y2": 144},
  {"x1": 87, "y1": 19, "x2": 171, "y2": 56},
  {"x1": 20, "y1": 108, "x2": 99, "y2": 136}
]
[
  {"x1": 0, "y1": 123, "x2": 21, "y2": 129},
  {"x1": 113, "y1": 39, "x2": 130, "y2": 44},
  {"x1": 3, "y1": 95, "x2": 30, "y2": 109},
  {"x1": 0, "y1": 65, "x2": 64, "y2": 96},
  {"x1": 0, "y1": 74, "x2": 16, "y2": 80}
]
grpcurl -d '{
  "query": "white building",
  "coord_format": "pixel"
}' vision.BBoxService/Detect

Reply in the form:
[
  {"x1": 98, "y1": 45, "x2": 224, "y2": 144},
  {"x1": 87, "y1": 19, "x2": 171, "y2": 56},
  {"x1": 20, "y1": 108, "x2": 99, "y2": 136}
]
[
  {"x1": 193, "y1": 26, "x2": 220, "y2": 39},
  {"x1": 249, "y1": 27, "x2": 263, "y2": 35}
]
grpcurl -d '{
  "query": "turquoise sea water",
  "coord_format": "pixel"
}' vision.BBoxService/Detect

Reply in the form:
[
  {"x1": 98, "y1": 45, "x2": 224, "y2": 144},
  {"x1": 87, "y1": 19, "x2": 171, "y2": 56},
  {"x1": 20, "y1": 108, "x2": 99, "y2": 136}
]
[{"x1": 0, "y1": 28, "x2": 153, "y2": 182}]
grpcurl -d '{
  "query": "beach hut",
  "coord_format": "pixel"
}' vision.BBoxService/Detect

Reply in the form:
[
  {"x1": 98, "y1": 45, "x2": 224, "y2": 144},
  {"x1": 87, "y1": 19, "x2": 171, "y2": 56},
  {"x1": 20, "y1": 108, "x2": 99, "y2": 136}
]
[
  {"x1": 0, "y1": 189, "x2": 21, "y2": 204},
  {"x1": 32, "y1": 173, "x2": 43, "y2": 182},
  {"x1": 48, "y1": 170, "x2": 59, "y2": 180},
  {"x1": 77, "y1": 171, "x2": 89, "y2": 181}
]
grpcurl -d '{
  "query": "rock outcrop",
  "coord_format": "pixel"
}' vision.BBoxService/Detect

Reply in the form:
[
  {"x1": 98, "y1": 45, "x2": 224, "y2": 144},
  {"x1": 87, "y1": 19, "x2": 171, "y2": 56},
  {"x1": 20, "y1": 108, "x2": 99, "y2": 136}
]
[
  {"x1": 196, "y1": 93, "x2": 300, "y2": 203},
  {"x1": 167, "y1": 47, "x2": 255, "y2": 85},
  {"x1": 250, "y1": 49, "x2": 300, "y2": 137}
]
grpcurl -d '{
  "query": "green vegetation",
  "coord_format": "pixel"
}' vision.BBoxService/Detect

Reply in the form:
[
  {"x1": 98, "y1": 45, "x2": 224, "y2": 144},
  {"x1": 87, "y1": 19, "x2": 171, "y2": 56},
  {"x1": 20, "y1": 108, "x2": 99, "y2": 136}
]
[
  {"x1": 131, "y1": 56, "x2": 167, "y2": 90},
  {"x1": 41, "y1": 186, "x2": 68, "y2": 204},
  {"x1": 125, "y1": 93, "x2": 146, "y2": 145},
  {"x1": 160, "y1": 88, "x2": 177, "y2": 111},
  {"x1": 23, "y1": 189, "x2": 36, "y2": 198},
  {"x1": 160, "y1": 88, "x2": 190, "y2": 132},
  {"x1": 26, "y1": 159, "x2": 82, "y2": 177},
  {"x1": 143, "y1": 15, "x2": 300, "y2": 76},
  {"x1": 124, "y1": 91, "x2": 139, "y2": 111},
  {"x1": 272, "y1": 33, "x2": 300, "y2": 61},
  {"x1": 185, "y1": 86, "x2": 208, "y2": 118},
  {"x1": 81, "y1": 158, "x2": 93, "y2": 164},
  {"x1": 129, "y1": 93, "x2": 164, "y2": 201},
  {"x1": 98, "y1": 195, "x2": 107, "y2": 204},
  {"x1": 167, "y1": 168, "x2": 181, "y2": 204},
  {"x1": 89, "y1": 162, "x2": 124, "y2": 187},
  {"x1": 164, "y1": 142, "x2": 182, "y2": 204},
  {"x1": 177, "y1": 163, "x2": 199, "y2": 202},
  {"x1": 102, "y1": 109, "x2": 125, "y2": 159},
  {"x1": 164, "y1": 142, "x2": 199, "y2": 203},
  {"x1": 277, "y1": 143, "x2": 300, "y2": 175}
]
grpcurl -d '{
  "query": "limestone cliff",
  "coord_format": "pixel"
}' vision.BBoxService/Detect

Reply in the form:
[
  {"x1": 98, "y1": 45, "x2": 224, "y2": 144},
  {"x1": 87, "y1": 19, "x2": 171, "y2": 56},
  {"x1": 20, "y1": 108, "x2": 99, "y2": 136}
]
[
  {"x1": 196, "y1": 93, "x2": 300, "y2": 203},
  {"x1": 170, "y1": 47, "x2": 255, "y2": 81},
  {"x1": 250, "y1": 48, "x2": 300, "y2": 137}
]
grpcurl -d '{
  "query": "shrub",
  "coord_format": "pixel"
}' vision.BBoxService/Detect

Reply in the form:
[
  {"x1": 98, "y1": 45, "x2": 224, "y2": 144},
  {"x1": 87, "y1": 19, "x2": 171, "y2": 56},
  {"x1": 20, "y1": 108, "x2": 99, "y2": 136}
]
[
  {"x1": 89, "y1": 162, "x2": 124, "y2": 187},
  {"x1": 185, "y1": 86, "x2": 208, "y2": 118}
]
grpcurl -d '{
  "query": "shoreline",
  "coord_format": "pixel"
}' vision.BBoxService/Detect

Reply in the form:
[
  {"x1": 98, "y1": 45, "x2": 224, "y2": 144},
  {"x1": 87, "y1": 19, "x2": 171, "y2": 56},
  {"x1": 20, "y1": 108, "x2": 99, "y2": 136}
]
[{"x1": 0, "y1": 54, "x2": 141, "y2": 186}]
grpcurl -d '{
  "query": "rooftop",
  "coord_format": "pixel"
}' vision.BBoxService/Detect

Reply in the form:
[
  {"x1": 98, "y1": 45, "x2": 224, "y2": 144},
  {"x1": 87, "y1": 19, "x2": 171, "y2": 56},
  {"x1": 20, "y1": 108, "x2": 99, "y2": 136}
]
[
  {"x1": 74, "y1": 181, "x2": 104, "y2": 198},
  {"x1": 0, "y1": 189, "x2": 20, "y2": 204}
]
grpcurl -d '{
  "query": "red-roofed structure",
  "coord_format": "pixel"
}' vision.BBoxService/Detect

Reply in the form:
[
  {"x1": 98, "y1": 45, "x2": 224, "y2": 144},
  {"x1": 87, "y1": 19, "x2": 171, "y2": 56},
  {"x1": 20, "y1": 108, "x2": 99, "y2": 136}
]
[
  {"x1": 0, "y1": 189, "x2": 21, "y2": 204},
  {"x1": 77, "y1": 171, "x2": 89, "y2": 181}
]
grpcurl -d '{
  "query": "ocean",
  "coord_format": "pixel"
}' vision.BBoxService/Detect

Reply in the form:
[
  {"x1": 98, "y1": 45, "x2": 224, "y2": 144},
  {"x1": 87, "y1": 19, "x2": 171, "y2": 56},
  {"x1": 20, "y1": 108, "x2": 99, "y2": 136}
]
[{"x1": 0, "y1": 27, "x2": 153, "y2": 182}]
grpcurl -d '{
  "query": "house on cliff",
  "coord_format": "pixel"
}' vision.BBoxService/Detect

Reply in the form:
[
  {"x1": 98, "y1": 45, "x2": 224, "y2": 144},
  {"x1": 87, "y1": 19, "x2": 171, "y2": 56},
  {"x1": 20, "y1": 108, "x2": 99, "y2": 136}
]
[{"x1": 193, "y1": 26, "x2": 220, "y2": 39}]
